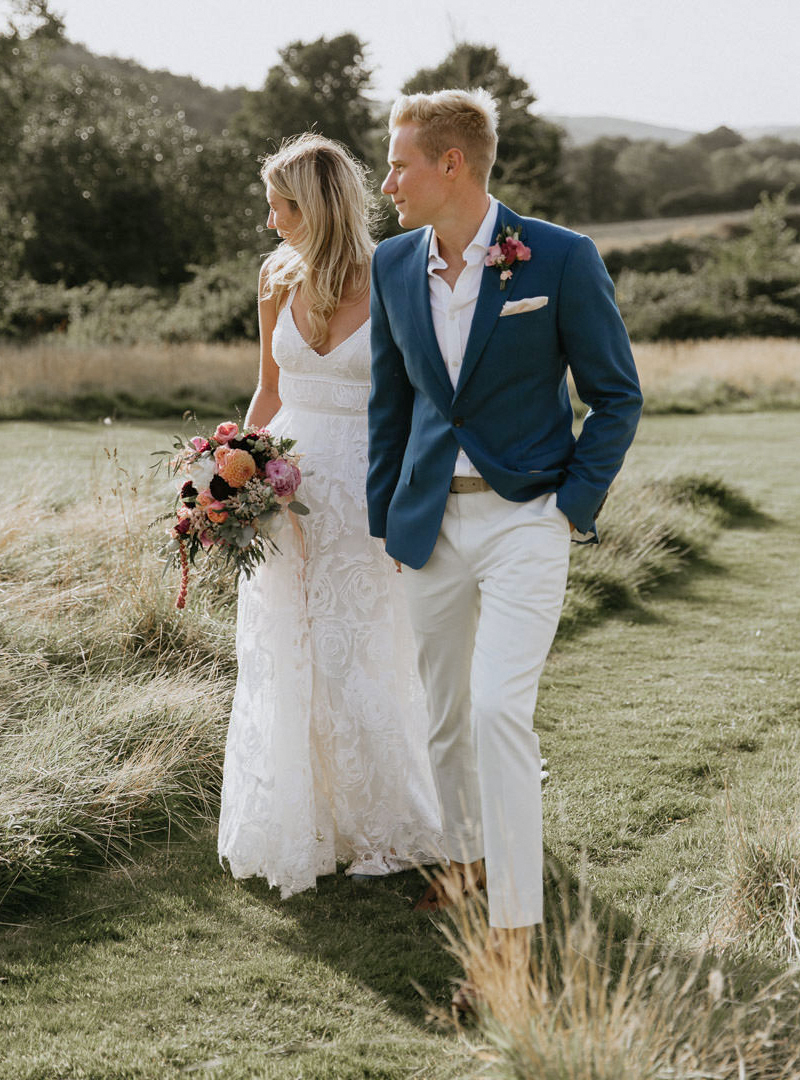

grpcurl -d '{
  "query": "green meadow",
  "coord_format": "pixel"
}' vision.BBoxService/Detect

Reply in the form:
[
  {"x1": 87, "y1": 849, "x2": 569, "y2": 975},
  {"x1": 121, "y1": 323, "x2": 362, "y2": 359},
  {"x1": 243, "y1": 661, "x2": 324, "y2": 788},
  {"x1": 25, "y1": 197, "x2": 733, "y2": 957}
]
[{"x1": 1, "y1": 408, "x2": 799, "y2": 1078}]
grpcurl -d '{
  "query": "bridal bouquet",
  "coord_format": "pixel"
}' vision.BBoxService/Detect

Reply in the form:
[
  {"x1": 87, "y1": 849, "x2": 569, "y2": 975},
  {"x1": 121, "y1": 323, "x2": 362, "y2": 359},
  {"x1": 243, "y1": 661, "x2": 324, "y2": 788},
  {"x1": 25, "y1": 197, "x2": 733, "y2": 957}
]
[{"x1": 155, "y1": 421, "x2": 308, "y2": 608}]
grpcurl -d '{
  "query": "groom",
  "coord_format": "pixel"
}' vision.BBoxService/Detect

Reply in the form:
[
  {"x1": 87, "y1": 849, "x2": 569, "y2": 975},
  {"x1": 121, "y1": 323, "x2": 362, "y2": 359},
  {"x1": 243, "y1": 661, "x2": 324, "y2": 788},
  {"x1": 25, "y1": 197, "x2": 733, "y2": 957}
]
[{"x1": 367, "y1": 90, "x2": 642, "y2": 939}]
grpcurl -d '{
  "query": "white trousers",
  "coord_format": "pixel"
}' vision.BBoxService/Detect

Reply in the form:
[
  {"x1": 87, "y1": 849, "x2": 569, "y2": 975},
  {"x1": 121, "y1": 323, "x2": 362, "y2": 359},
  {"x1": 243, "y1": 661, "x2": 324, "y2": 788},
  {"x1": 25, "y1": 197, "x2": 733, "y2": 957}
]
[{"x1": 403, "y1": 490, "x2": 571, "y2": 928}]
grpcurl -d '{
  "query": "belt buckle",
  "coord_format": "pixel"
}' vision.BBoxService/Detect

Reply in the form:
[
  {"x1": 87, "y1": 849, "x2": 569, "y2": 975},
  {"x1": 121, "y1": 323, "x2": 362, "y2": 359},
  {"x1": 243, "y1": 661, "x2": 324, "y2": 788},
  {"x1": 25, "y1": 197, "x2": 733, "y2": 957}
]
[{"x1": 450, "y1": 476, "x2": 490, "y2": 494}]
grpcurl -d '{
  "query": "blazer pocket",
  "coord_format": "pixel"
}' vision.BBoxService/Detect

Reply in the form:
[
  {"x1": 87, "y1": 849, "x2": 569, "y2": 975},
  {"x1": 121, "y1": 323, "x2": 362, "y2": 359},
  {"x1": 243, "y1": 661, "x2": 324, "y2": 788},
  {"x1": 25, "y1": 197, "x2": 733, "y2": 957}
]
[{"x1": 499, "y1": 296, "x2": 549, "y2": 317}]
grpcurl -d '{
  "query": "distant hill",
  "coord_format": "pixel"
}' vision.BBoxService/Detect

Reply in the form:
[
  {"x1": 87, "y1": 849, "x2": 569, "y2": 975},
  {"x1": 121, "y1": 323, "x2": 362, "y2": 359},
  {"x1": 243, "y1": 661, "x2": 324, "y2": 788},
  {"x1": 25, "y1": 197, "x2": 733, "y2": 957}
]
[
  {"x1": 547, "y1": 115, "x2": 800, "y2": 148},
  {"x1": 546, "y1": 114, "x2": 698, "y2": 146},
  {"x1": 51, "y1": 40, "x2": 245, "y2": 134}
]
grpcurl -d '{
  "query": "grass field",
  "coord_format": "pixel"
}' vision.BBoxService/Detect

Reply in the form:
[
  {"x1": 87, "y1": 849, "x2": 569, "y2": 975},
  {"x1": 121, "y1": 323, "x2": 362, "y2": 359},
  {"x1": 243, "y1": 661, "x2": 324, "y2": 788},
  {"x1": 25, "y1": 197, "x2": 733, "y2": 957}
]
[
  {"x1": 1, "y1": 409, "x2": 799, "y2": 1077},
  {"x1": 1, "y1": 408, "x2": 798, "y2": 1075},
  {"x1": 3, "y1": 337, "x2": 800, "y2": 423}
]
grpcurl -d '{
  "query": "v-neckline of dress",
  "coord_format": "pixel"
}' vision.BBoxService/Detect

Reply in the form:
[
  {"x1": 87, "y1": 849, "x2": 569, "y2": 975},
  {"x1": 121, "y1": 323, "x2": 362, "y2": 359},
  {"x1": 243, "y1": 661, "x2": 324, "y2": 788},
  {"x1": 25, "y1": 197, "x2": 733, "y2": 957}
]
[{"x1": 286, "y1": 296, "x2": 369, "y2": 359}]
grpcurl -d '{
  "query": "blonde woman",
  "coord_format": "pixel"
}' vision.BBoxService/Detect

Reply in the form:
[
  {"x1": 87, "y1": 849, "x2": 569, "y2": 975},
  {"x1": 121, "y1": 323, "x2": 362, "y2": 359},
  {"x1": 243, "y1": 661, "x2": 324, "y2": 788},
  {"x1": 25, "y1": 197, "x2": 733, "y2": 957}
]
[{"x1": 218, "y1": 134, "x2": 442, "y2": 895}]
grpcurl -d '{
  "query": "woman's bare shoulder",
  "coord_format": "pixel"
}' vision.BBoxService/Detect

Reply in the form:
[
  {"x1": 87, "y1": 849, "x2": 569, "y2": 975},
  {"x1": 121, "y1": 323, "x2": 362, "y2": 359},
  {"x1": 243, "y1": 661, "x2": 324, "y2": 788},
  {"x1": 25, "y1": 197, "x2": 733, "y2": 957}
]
[{"x1": 258, "y1": 258, "x2": 286, "y2": 317}]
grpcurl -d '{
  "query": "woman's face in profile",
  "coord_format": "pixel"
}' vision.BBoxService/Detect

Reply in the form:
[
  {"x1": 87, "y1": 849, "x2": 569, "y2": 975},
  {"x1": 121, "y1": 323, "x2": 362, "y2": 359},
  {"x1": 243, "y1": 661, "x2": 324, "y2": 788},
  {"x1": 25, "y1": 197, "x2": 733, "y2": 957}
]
[{"x1": 266, "y1": 182, "x2": 303, "y2": 243}]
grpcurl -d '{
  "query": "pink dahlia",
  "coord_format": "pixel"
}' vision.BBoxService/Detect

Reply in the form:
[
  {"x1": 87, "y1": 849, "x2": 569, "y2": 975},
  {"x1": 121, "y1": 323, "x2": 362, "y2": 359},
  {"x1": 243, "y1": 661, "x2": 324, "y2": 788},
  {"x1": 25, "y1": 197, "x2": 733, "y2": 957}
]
[{"x1": 214, "y1": 446, "x2": 256, "y2": 488}]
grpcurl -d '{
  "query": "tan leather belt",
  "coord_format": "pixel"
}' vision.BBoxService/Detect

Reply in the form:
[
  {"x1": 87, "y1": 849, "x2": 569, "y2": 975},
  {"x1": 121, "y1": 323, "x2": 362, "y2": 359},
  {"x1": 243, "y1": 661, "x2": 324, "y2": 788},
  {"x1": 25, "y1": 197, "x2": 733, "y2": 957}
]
[{"x1": 449, "y1": 476, "x2": 492, "y2": 493}]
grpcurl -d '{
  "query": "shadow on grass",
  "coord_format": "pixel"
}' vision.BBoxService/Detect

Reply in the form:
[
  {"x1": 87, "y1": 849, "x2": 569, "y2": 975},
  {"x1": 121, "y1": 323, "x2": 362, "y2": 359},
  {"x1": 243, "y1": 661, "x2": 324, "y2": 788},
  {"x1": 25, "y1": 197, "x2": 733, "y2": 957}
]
[
  {"x1": 560, "y1": 496, "x2": 775, "y2": 641},
  {"x1": 3, "y1": 828, "x2": 790, "y2": 1048},
  {"x1": 0, "y1": 832, "x2": 615, "y2": 1022}
]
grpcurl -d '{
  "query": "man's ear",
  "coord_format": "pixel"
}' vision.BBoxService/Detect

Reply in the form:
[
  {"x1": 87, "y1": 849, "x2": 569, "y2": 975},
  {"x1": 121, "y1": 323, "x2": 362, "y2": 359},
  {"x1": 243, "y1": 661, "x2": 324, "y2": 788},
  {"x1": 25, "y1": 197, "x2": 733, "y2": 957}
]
[{"x1": 442, "y1": 147, "x2": 465, "y2": 178}]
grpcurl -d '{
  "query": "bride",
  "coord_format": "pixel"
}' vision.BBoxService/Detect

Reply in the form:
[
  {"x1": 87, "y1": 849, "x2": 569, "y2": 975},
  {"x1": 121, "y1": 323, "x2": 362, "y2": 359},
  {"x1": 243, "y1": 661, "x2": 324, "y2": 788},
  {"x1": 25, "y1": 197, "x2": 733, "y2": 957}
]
[{"x1": 218, "y1": 134, "x2": 442, "y2": 895}]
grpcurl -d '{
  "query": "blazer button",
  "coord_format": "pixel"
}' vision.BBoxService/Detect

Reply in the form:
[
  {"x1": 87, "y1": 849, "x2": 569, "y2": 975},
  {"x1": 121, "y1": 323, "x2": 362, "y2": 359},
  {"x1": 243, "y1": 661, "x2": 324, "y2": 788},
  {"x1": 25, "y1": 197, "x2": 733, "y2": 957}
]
[{"x1": 453, "y1": 416, "x2": 464, "y2": 427}]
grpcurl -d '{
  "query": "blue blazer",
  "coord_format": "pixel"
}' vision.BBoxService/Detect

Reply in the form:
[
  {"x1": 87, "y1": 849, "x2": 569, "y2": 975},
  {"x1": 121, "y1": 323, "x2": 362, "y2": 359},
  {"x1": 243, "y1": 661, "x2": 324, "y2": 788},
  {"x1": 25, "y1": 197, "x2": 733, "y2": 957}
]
[{"x1": 367, "y1": 202, "x2": 643, "y2": 570}]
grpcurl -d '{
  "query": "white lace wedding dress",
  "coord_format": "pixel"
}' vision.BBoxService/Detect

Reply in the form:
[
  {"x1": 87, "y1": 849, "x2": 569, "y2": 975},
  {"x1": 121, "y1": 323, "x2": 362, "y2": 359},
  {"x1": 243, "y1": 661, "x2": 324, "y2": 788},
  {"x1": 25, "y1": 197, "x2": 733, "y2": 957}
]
[{"x1": 218, "y1": 289, "x2": 443, "y2": 896}]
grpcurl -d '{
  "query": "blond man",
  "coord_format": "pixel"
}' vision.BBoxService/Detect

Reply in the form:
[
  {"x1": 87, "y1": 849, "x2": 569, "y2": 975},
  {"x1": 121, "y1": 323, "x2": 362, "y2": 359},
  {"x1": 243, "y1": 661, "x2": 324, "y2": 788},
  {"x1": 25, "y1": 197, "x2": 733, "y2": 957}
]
[{"x1": 367, "y1": 90, "x2": 641, "y2": 957}]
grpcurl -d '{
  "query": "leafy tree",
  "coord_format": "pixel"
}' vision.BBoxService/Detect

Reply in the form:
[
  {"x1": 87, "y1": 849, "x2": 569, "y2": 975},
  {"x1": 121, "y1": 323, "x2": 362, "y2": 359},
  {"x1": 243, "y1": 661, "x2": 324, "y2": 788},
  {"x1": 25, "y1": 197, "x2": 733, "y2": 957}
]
[
  {"x1": 232, "y1": 33, "x2": 375, "y2": 161},
  {"x1": 615, "y1": 139, "x2": 710, "y2": 218},
  {"x1": 559, "y1": 122, "x2": 800, "y2": 223},
  {"x1": 0, "y1": 0, "x2": 65, "y2": 280},
  {"x1": 688, "y1": 125, "x2": 744, "y2": 154},
  {"x1": 708, "y1": 187, "x2": 799, "y2": 292},
  {"x1": 51, "y1": 40, "x2": 244, "y2": 136},
  {"x1": 401, "y1": 43, "x2": 564, "y2": 218},
  {"x1": 561, "y1": 137, "x2": 632, "y2": 222},
  {"x1": 1, "y1": 3, "x2": 268, "y2": 286}
]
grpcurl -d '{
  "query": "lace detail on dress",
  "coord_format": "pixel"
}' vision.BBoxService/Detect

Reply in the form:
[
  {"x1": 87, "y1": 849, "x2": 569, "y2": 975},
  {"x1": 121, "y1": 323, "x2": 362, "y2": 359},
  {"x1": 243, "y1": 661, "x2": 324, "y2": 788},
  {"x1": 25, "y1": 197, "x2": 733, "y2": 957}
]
[
  {"x1": 218, "y1": 291, "x2": 443, "y2": 896},
  {"x1": 279, "y1": 371, "x2": 370, "y2": 415}
]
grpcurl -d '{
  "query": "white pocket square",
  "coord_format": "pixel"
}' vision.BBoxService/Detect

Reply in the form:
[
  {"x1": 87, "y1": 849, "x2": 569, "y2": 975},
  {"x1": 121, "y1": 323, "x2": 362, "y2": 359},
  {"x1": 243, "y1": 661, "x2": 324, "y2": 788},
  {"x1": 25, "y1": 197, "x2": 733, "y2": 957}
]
[{"x1": 500, "y1": 296, "x2": 548, "y2": 317}]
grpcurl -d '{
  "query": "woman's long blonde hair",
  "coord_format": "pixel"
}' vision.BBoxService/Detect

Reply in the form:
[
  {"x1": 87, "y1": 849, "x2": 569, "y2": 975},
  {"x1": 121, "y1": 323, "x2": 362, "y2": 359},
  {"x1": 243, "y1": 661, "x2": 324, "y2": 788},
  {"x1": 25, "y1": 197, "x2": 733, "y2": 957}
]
[{"x1": 259, "y1": 133, "x2": 378, "y2": 349}]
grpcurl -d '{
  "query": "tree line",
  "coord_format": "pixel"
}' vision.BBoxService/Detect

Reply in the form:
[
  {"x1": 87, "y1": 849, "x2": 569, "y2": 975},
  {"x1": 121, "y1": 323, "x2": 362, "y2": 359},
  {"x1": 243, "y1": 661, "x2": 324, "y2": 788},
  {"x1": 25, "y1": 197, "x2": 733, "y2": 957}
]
[{"x1": 2, "y1": 1, "x2": 800, "y2": 298}]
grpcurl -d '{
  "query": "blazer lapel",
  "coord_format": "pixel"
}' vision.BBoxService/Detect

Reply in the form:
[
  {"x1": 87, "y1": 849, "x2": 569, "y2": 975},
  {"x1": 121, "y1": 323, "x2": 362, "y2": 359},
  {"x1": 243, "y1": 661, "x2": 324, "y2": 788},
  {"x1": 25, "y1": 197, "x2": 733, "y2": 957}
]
[
  {"x1": 403, "y1": 230, "x2": 454, "y2": 400},
  {"x1": 454, "y1": 204, "x2": 526, "y2": 397}
]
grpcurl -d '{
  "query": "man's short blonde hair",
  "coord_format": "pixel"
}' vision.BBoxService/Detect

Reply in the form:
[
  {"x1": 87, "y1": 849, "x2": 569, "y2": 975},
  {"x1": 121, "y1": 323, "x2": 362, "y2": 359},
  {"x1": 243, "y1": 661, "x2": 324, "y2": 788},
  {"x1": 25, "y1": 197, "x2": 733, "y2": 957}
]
[{"x1": 389, "y1": 88, "x2": 499, "y2": 187}]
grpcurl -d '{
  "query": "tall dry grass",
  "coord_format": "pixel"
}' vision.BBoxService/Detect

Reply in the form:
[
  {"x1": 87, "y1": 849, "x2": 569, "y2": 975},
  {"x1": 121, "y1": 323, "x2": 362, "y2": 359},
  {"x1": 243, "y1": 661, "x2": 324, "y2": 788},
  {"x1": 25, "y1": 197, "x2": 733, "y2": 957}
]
[
  {"x1": 714, "y1": 761, "x2": 800, "y2": 966},
  {"x1": 0, "y1": 340, "x2": 257, "y2": 419},
  {"x1": 561, "y1": 472, "x2": 760, "y2": 631},
  {"x1": 0, "y1": 450, "x2": 235, "y2": 909},
  {"x1": 633, "y1": 338, "x2": 800, "y2": 413},
  {"x1": 444, "y1": 873, "x2": 800, "y2": 1080},
  {"x1": 3, "y1": 338, "x2": 800, "y2": 421}
]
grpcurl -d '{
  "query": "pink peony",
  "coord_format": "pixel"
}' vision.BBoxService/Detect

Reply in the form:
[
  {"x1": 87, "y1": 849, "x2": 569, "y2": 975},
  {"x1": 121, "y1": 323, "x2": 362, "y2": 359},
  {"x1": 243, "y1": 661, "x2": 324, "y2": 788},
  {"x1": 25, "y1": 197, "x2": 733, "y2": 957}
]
[
  {"x1": 265, "y1": 458, "x2": 301, "y2": 497},
  {"x1": 214, "y1": 445, "x2": 256, "y2": 488},
  {"x1": 189, "y1": 436, "x2": 211, "y2": 452},
  {"x1": 213, "y1": 421, "x2": 239, "y2": 444}
]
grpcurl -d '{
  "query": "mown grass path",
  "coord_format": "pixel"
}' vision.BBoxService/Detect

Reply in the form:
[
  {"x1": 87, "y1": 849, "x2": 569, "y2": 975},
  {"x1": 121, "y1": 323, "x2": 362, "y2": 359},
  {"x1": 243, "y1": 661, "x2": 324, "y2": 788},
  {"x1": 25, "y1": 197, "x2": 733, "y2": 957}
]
[{"x1": 1, "y1": 412, "x2": 798, "y2": 1079}]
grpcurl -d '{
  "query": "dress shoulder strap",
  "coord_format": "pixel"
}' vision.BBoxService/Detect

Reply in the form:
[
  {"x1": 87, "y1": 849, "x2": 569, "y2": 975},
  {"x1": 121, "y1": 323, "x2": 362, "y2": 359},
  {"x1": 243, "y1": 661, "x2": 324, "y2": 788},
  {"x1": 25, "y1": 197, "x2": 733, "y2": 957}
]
[
  {"x1": 277, "y1": 283, "x2": 299, "y2": 319},
  {"x1": 287, "y1": 284, "x2": 299, "y2": 303}
]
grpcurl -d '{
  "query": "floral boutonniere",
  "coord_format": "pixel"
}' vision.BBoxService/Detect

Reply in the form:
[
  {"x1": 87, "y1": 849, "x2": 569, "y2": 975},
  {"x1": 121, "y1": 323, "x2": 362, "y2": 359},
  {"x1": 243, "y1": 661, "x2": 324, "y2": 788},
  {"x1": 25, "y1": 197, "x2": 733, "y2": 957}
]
[{"x1": 485, "y1": 226, "x2": 532, "y2": 289}]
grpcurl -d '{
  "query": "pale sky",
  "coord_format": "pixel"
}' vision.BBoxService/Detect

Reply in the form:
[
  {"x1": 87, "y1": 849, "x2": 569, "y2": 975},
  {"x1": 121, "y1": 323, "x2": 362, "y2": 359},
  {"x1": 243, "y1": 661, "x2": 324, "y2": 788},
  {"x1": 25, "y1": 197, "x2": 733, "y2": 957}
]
[{"x1": 5, "y1": 0, "x2": 800, "y2": 131}]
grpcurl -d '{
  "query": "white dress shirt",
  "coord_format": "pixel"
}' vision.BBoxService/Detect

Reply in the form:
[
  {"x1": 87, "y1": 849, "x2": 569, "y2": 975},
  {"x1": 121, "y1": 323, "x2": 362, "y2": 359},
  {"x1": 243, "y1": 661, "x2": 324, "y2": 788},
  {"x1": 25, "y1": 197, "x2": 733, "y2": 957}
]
[{"x1": 428, "y1": 195, "x2": 497, "y2": 477}]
